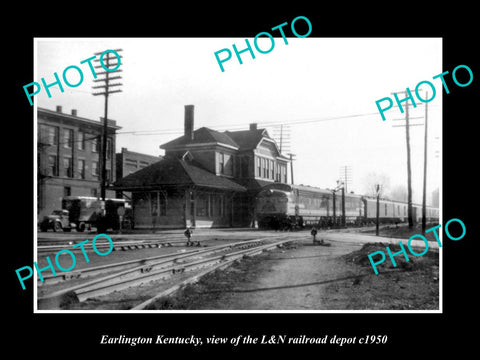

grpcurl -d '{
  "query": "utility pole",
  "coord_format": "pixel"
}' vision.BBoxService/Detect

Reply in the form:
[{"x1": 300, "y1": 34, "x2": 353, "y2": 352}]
[
  {"x1": 422, "y1": 92, "x2": 429, "y2": 232},
  {"x1": 288, "y1": 153, "x2": 296, "y2": 185},
  {"x1": 405, "y1": 97, "x2": 413, "y2": 228},
  {"x1": 92, "y1": 49, "x2": 123, "y2": 201},
  {"x1": 391, "y1": 90, "x2": 425, "y2": 229},
  {"x1": 376, "y1": 184, "x2": 380, "y2": 236},
  {"x1": 274, "y1": 124, "x2": 291, "y2": 154},
  {"x1": 279, "y1": 124, "x2": 283, "y2": 152},
  {"x1": 279, "y1": 124, "x2": 283, "y2": 153},
  {"x1": 339, "y1": 165, "x2": 352, "y2": 193},
  {"x1": 332, "y1": 190, "x2": 336, "y2": 225}
]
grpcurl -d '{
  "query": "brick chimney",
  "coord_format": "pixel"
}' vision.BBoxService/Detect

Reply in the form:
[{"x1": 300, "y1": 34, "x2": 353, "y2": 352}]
[
  {"x1": 56, "y1": 105, "x2": 62, "y2": 113},
  {"x1": 184, "y1": 105, "x2": 194, "y2": 141},
  {"x1": 250, "y1": 123, "x2": 258, "y2": 130},
  {"x1": 71, "y1": 109, "x2": 77, "y2": 116}
]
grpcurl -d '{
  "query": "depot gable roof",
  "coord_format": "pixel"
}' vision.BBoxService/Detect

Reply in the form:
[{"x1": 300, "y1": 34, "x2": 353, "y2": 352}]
[
  {"x1": 161, "y1": 127, "x2": 239, "y2": 150},
  {"x1": 113, "y1": 156, "x2": 246, "y2": 192}
]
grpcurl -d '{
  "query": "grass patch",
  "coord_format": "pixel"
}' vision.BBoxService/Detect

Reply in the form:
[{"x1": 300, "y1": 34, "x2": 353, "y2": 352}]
[
  {"x1": 363, "y1": 223, "x2": 440, "y2": 239},
  {"x1": 343, "y1": 242, "x2": 439, "y2": 272},
  {"x1": 331, "y1": 242, "x2": 439, "y2": 310}
]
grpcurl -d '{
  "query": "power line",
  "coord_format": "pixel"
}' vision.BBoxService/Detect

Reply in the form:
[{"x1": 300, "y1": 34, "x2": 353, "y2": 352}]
[
  {"x1": 115, "y1": 111, "x2": 382, "y2": 136},
  {"x1": 339, "y1": 165, "x2": 352, "y2": 193}
]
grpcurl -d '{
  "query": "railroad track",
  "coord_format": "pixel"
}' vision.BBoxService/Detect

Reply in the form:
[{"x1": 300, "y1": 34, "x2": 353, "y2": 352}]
[
  {"x1": 36, "y1": 233, "x2": 268, "y2": 254},
  {"x1": 131, "y1": 237, "x2": 299, "y2": 310},
  {"x1": 37, "y1": 238, "x2": 190, "y2": 255},
  {"x1": 37, "y1": 235, "x2": 300, "y2": 310}
]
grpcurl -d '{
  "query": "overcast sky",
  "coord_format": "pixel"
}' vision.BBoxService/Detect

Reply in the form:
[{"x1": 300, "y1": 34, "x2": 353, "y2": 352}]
[{"x1": 35, "y1": 37, "x2": 442, "y2": 203}]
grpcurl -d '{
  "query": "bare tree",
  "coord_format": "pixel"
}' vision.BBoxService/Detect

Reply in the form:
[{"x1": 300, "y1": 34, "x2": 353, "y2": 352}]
[
  {"x1": 362, "y1": 172, "x2": 390, "y2": 198},
  {"x1": 389, "y1": 185, "x2": 408, "y2": 202}
]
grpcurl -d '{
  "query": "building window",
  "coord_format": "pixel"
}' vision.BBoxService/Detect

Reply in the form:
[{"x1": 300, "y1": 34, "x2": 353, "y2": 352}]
[
  {"x1": 275, "y1": 163, "x2": 280, "y2": 182},
  {"x1": 63, "y1": 129, "x2": 74, "y2": 149},
  {"x1": 63, "y1": 157, "x2": 73, "y2": 178},
  {"x1": 216, "y1": 152, "x2": 233, "y2": 176},
  {"x1": 64, "y1": 186, "x2": 71, "y2": 197},
  {"x1": 48, "y1": 126, "x2": 59, "y2": 146},
  {"x1": 280, "y1": 164, "x2": 287, "y2": 183},
  {"x1": 78, "y1": 131, "x2": 85, "y2": 150},
  {"x1": 92, "y1": 161, "x2": 99, "y2": 178},
  {"x1": 385, "y1": 203, "x2": 388, "y2": 216},
  {"x1": 126, "y1": 158, "x2": 138, "y2": 167},
  {"x1": 270, "y1": 160, "x2": 274, "y2": 180},
  {"x1": 78, "y1": 159, "x2": 85, "y2": 179},
  {"x1": 262, "y1": 158, "x2": 267, "y2": 178},
  {"x1": 224, "y1": 153, "x2": 233, "y2": 176},
  {"x1": 150, "y1": 192, "x2": 167, "y2": 217},
  {"x1": 92, "y1": 137, "x2": 100, "y2": 153},
  {"x1": 39, "y1": 124, "x2": 59, "y2": 146},
  {"x1": 91, "y1": 188, "x2": 98, "y2": 197},
  {"x1": 47, "y1": 155, "x2": 58, "y2": 176},
  {"x1": 256, "y1": 157, "x2": 261, "y2": 177},
  {"x1": 218, "y1": 152, "x2": 225, "y2": 174}
]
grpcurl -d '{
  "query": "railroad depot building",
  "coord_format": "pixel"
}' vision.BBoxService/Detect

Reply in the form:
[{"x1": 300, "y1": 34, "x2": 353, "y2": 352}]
[
  {"x1": 113, "y1": 105, "x2": 290, "y2": 229},
  {"x1": 37, "y1": 106, "x2": 121, "y2": 219}
]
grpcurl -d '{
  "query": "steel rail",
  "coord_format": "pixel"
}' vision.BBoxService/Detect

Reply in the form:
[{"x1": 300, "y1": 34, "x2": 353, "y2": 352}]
[
  {"x1": 37, "y1": 236, "x2": 298, "y2": 309},
  {"x1": 131, "y1": 238, "x2": 300, "y2": 310},
  {"x1": 39, "y1": 238, "x2": 269, "y2": 285},
  {"x1": 37, "y1": 239, "x2": 189, "y2": 255},
  {"x1": 36, "y1": 233, "x2": 267, "y2": 254}
]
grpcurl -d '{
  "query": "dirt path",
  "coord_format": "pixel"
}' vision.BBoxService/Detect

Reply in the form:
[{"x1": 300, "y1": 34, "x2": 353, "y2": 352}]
[
  {"x1": 192, "y1": 239, "x2": 364, "y2": 310},
  {"x1": 165, "y1": 234, "x2": 439, "y2": 311}
]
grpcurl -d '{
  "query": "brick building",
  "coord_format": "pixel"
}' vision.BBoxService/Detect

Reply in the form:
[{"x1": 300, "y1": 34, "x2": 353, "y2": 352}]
[
  {"x1": 115, "y1": 147, "x2": 162, "y2": 199},
  {"x1": 37, "y1": 106, "x2": 120, "y2": 218},
  {"x1": 113, "y1": 105, "x2": 290, "y2": 229}
]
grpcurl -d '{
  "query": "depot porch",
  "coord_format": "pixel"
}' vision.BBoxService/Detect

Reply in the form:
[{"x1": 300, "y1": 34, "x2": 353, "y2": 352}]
[{"x1": 131, "y1": 187, "x2": 253, "y2": 229}]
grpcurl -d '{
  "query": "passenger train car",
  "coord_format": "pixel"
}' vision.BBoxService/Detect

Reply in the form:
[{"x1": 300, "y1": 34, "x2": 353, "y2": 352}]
[{"x1": 255, "y1": 183, "x2": 439, "y2": 229}]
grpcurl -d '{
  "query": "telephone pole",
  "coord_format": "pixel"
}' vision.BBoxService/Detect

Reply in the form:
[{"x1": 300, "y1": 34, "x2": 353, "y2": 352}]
[
  {"x1": 405, "y1": 97, "x2": 413, "y2": 228},
  {"x1": 375, "y1": 184, "x2": 381, "y2": 236},
  {"x1": 92, "y1": 49, "x2": 123, "y2": 201},
  {"x1": 288, "y1": 153, "x2": 296, "y2": 185},
  {"x1": 391, "y1": 90, "x2": 425, "y2": 228},
  {"x1": 339, "y1": 165, "x2": 352, "y2": 193},
  {"x1": 273, "y1": 124, "x2": 291, "y2": 154},
  {"x1": 422, "y1": 93, "x2": 429, "y2": 232}
]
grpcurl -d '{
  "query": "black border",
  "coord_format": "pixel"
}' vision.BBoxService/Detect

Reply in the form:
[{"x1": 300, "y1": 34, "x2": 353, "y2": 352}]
[{"x1": 8, "y1": 5, "x2": 477, "y2": 356}]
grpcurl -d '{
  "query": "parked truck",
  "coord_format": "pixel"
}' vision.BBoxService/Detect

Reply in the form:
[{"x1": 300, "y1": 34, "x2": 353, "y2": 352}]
[{"x1": 39, "y1": 196, "x2": 133, "y2": 232}]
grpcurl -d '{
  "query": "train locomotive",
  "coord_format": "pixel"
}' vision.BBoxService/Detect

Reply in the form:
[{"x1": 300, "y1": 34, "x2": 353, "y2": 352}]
[{"x1": 255, "y1": 183, "x2": 439, "y2": 230}]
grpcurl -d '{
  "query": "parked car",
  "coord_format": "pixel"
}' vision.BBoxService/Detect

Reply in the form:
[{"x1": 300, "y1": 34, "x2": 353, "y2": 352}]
[{"x1": 39, "y1": 209, "x2": 76, "y2": 232}]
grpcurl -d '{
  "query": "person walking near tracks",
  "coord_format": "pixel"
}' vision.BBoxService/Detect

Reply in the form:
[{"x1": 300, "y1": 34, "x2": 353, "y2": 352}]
[
  {"x1": 184, "y1": 227, "x2": 193, "y2": 246},
  {"x1": 311, "y1": 226, "x2": 318, "y2": 242}
]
